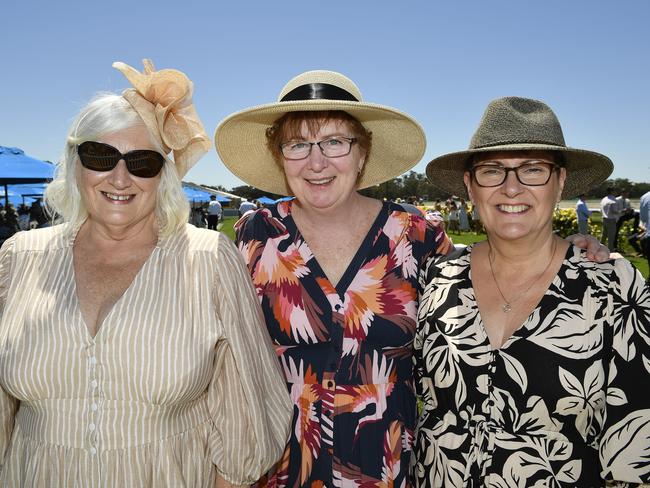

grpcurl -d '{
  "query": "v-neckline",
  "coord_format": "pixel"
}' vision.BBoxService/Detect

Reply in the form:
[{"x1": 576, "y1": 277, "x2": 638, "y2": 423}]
[
  {"x1": 466, "y1": 243, "x2": 570, "y2": 352},
  {"x1": 68, "y1": 223, "x2": 160, "y2": 341},
  {"x1": 284, "y1": 200, "x2": 389, "y2": 298}
]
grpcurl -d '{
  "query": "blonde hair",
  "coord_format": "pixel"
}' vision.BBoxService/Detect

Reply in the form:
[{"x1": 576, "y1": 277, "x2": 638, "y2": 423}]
[{"x1": 45, "y1": 93, "x2": 189, "y2": 236}]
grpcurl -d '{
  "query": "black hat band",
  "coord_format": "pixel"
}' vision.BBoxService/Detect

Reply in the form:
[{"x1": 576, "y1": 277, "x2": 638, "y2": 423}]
[{"x1": 280, "y1": 83, "x2": 359, "y2": 102}]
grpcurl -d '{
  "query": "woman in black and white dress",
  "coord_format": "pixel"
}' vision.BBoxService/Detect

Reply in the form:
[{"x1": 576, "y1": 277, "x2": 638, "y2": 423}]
[{"x1": 413, "y1": 97, "x2": 650, "y2": 487}]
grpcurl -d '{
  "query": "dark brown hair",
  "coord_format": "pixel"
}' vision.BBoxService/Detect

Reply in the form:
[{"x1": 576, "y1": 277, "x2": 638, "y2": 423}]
[{"x1": 265, "y1": 111, "x2": 372, "y2": 164}]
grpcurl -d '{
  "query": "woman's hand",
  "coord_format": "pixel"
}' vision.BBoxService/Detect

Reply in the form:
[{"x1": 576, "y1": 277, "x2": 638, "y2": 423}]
[{"x1": 566, "y1": 234, "x2": 610, "y2": 262}]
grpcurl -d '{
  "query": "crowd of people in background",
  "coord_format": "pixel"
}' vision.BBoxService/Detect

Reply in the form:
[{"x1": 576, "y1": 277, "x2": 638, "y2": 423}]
[
  {"x1": 574, "y1": 187, "x2": 650, "y2": 282},
  {"x1": 0, "y1": 199, "x2": 49, "y2": 246},
  {"x1": 396, "y1": 196, "x2": 483, "y2": 234},
  {"x1": 189, "y1": 197, "x2": 261, "y2": 228}
]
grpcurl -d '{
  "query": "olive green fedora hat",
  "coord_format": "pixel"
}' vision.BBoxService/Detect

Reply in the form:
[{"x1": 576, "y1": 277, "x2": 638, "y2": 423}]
[{"x1": 426, "y1": 96, "x2": 613, "y2": 198}]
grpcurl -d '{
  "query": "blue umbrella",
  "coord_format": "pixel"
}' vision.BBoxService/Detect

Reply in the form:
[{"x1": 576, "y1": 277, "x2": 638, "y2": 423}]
[
  {"x1": 275, "y1": 196, "x2": 294, "y2": 203},
  {"x1": 256, "y1": 196, "x2": 276, "y2": 205},
  {"x1": 182, "y1": 184, "x2": 231, "y2": 204},
  {"x1": 183, "y1": 185, "x2": 212, "y2": 203},
  {"x1": 0, "y1": 147, "x2": 54, "y2": 207}
]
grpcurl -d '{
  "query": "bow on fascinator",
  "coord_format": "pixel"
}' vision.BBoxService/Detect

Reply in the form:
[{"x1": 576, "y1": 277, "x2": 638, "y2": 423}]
[{"x1": 112, "y1": 59, "x2": 211, "y2": 177}]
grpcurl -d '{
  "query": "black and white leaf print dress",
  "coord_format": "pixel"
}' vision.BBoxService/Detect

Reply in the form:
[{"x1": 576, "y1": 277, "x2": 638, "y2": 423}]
[{"x1": 413, "y1": 245, "x2": 650, "y2": 487}]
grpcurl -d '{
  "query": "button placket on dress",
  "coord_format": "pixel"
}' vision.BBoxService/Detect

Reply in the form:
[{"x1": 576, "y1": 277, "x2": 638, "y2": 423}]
[
  {"x1": 483, "y1": 350, "x2": 500, "y2": 484},
  {"x1": 323, "y1": 297, "x2": 344, "y2": 442},
  {"x1": 87, "y1": 342, "x2": 101, "y2": 458}
]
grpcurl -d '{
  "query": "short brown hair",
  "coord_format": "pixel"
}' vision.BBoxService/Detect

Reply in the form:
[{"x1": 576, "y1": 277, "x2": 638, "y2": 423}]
[{"x1": 265, "y1": 111, "x2": 372, "y2": 164}]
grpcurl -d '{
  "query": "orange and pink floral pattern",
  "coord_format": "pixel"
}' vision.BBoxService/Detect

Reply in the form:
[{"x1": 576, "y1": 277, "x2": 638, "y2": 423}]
[{"x1": 236, "y1": 200, "x2": 451, "y2": 488}]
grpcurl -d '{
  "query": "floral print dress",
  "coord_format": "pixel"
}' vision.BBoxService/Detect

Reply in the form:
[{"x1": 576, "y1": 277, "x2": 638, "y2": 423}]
[
  {"x1": 236, "y1": 200, "x2": 452, "y2": 488},
  {"x1": 413, "y1": 245, "x2": 650, "y2": 487}
]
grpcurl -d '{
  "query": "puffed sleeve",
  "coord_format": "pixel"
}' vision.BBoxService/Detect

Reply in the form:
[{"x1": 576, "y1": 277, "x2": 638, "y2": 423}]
[
  {"x1": 0, "y1": 235, "x2": 19, "y2": 470},
  {"x1": 207, "y1": 234, "x2": 292, "y2": 485},
  {"x1": 599, "y1": 259, "x2": 650, "y2": 486}
]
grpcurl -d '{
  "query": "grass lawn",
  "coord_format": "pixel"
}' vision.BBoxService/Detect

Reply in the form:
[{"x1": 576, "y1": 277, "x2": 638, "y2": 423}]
[
  {"x1": 218, "y1": 216, "x2": 238, "y2": 241},
  {"x1": 219, "y1": 216, "x2": 649, "y2": 279}
]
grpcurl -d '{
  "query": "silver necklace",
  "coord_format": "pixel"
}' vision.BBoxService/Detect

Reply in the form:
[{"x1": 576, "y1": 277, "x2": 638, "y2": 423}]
[{"x1": 487, "y1": 239, "x2": 557, "y2": 313}]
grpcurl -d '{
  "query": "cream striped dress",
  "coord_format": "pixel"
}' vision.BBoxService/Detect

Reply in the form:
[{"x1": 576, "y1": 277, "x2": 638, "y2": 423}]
[{"x1": 0, "y1": 223, "x2": 292, "y2": 487}]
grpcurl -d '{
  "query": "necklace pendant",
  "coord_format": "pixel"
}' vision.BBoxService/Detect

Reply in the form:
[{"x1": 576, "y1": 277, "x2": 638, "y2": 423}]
[{"x1": 502, "y1": 303, "x2": 512, "y2": 313}]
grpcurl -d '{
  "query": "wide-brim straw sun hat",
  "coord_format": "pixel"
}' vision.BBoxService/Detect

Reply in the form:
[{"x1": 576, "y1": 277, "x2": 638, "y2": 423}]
[
  {"x1": 426, "y1": 96, "x2": 613, "y2": 198},
  {"x1": 214, "y1": 70, "x2": 426, "y2": 196}
]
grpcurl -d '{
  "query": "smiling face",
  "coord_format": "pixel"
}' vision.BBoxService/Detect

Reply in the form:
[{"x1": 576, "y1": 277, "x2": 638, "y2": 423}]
[
  {"x1": 76, "y1": 124, "x2": 161, "y2": 234},
  {"x1": 281, "y1": 119, "x2": 366, "y2": 212},
  {"x1": 463, "y1": 150, "x2": 566, "y2": 243}
]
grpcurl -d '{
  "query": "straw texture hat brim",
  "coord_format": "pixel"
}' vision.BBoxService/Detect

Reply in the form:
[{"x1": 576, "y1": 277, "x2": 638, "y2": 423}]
[
  {"x1": 426, "y1": 143, "x2": 613, "y2": 199},
  {"x1": 215, "y1": 100, "x2": 426, "y2": 196}
]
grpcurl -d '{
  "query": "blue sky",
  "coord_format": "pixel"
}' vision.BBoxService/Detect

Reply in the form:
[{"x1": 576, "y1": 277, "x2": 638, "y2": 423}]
[{"x1": 2, "y1": 0, "x2": 648, "y2": 191}]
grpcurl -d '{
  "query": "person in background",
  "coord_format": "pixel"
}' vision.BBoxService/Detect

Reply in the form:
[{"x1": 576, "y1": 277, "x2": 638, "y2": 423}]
[
  {"x1": 458, "y1": 197, "x2": 470, "y2": 231},
  {"x1": 614, "y1": 188, "x2": 634, "y2": 250},
  {"x1": 238, "y1": 198, "x2": 256, "y2": 217},
  {"x1": 447, "y1": 200, "x2": 460, "y2": 234},
  {"x1": 190, "y1": 202, "x2": 207, "y2": 228},
  {"x1": 640, "y1": 190, "x2": 650, "y2": 284},
  {"x1": 16, "y1": 204, "x2": 30, "y2": 231},
  {"x1": 414, "y1": 96, "x2": 649, "y2": 487},
  {"x1": 29, "y1": 198, "x2": 47, "y2": 228},
  {"x1": 206, "y1": 194, "x2": 222, "y2": 230},
  {"x1": 0, "y1": 59, "x2": 291, "y2": 486},
  {"x1": 575, "y1": 192, "x2": 592, "y2": 234},
  {"x1": 600, "y1": 187, "x2": 619, "y2": 249},
  {"x1": 216, "y1": 69, "x2": 453, "y2": 488}
]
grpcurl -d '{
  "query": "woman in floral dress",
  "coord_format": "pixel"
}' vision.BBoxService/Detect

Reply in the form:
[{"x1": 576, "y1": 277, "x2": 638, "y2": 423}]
[
  {"x1": 215, "y1": 70, "x2": 453, "y2": 487},
  {"x1": 414, "y1": 96, "x2": 650, "y2": 487}
]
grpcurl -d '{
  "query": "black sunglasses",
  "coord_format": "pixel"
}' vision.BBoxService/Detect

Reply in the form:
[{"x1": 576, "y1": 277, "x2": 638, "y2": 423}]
[{"x1": 77, "y1": 141, "x2": 165, "y2": 178}]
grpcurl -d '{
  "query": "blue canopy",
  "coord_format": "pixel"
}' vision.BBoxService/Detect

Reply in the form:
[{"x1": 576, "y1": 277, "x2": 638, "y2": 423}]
[
  {"x1": 0, "y1": 147, "x2": 54, "y2": 207},
  {"x1": 0, "y1": 147, "x2": 54, "y2": 184},
  {"x1": 182, "y1": 184, "x2": 231, "y2": 204},
  {"x1": 183, "y1": 185, "x2": 212, "y2": 203},
  {"x1": 256, "y1": 196, "x2": 276, "y2": 205},
  {"x1": 1, "y1": 183, "x2": 47, "y2": 207}
]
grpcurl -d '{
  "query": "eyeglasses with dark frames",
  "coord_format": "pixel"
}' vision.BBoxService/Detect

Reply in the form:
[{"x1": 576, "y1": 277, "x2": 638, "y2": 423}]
[
  {"x1": 280, "y1": 136, "x2": 357, "y2": 160},
  {"x1": 470, "y1": 161, "x2": 559, "y2": 187}
]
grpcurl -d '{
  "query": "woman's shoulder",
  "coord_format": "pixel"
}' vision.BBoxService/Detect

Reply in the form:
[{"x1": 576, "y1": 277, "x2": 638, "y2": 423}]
[
  {"x1": 160, "y1": 224, "x2": 246, "y2": 268},
  {"x1": 565, "y1": 245, "x2": 645, "y2": 287},
  {"x1": 419, "y1": 245, "x2": 471, "y2": 290},
  {"x1": 234, "y1": 204, "x2": 289, "y2": 244},
  {"x1": 5, "y1": 223, "x2": 73, "y2": 253},
  {"x1": 164, "y1": 223, "x2": 226, "y2": 252}
]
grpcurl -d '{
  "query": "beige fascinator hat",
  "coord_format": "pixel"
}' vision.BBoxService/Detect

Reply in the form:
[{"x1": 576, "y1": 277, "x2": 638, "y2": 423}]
[
  {"x1": 426, "y1": 96, "x2": 613, "y2": 198},
  {"x1": 112, "y1": 59, "x2": 211, "y2": 177},
  {"x1": 214, "y1": 70, "x2": 426, "y2": 196}
]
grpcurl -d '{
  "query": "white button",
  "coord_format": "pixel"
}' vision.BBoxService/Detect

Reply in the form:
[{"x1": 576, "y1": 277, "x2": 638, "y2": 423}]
[
  {"x1": 90, "y1": 380, "x2": 98, "y2": 389},
  {"x1": 90, "y1": 403, "x2": 98, "y2": 412},
  {"x1": 89, "y1": 356, "x2": 97, "y2": 365},
  {"x1": 89, "y1": 447, "x2": 97, "y2": 455},
  {"x1": 88, "y1": 423, "x2": 96, "y2": 431}
]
